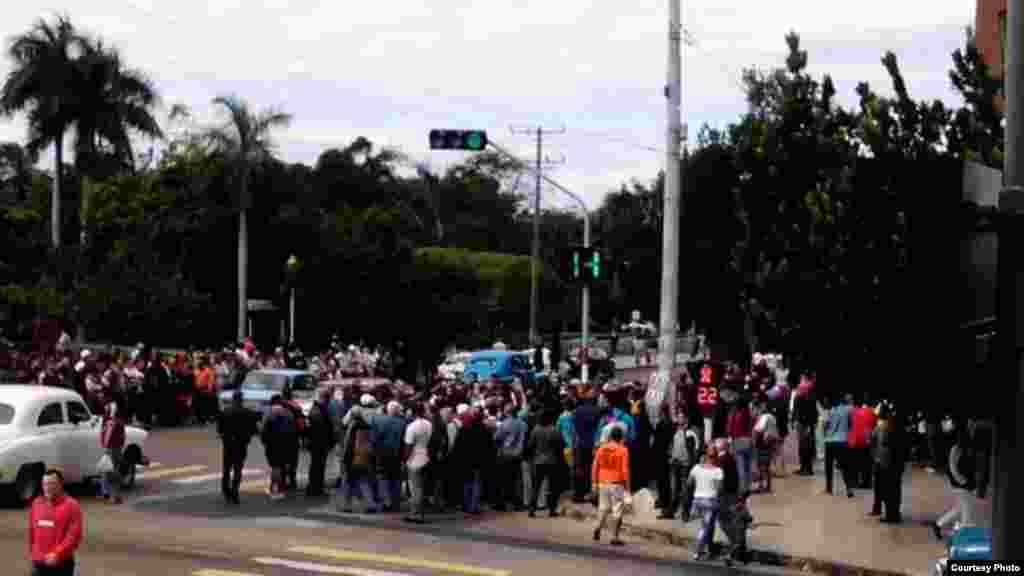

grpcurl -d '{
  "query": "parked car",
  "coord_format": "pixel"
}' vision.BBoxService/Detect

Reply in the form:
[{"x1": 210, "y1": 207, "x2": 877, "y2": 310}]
[
  {"x1": 463, "y1": 350, "x2": 547, "y2": 389},
  {"x1": 933, "y1": 525, "x2": 991, "y2": 576},
  {"x1": 0, "y1": 385, "x2": 148, "y2": 505},
  {"x1": 437, "y1": 352, "x2": 472, "y2": 380},
  {"x1": 218, "y1": 369, "x2": 317, "y2": 420}
]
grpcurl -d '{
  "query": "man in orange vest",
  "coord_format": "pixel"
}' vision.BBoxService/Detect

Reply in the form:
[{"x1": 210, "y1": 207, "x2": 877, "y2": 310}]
[{"x1": 591, "y1": 426, "x2": 631, "y2": 546}]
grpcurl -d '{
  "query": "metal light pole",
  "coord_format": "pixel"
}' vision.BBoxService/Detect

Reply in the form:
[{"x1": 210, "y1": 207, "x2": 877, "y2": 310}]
[
  {"x1": 992, "y1": 0, "x2": 1024, "y2": 561},
  {"x1": 286, "y1": 254, "x2": 299, "y2": 345},
  {"x1": 650, "y1": 0, "x2": 683, "y2": 427},
  {"x1": 486, "y1": 140, "x2": 591, "y2": 380},
  {"x1": 529, "y1": 128, "x2": 543, "y2": 346}
]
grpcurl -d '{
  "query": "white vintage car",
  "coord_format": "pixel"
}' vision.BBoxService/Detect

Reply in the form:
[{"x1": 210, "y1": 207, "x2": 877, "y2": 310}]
[{"x1": 0, "y1": 386, "x2": 148, "y2": 505}]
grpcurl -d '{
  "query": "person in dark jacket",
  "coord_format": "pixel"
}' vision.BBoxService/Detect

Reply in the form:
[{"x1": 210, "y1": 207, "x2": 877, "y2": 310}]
[
  {"x1": 218, "y1": 389, "x2": 258, "y2": 504},
  {"x1": 715, "y1": 439, "x2": 748, "y2": 565},
  {"x1": 261, "y1": 395, "x2": 297, "y2": 500},
  {"x1": 652, "y1": 403, "x2": 675, "y2": 514},
  {"x1": 373, "y1": 401, "x2": 407, "y2": 512},
  {"x1": 527, "y1": 410, "x2": 565, "y2": 517},
  {"x1": 140, "y1": 351, "x2": 167, "y2": 427},
  {"x1": 793, "y1": 378, "x2": 818, "y2": 476},
  {"x1": 572, "y1": 397, "x2": 601, "y2": 502},
  {"x1": 305, "y1": 387, "x2": 335, "y2": 497},
  {"x1": 454, "y1": 408, "x2": 493, "y2": 515},
  {"x1": 870, "y1": 404, "x2": 905, "y2": 523}
]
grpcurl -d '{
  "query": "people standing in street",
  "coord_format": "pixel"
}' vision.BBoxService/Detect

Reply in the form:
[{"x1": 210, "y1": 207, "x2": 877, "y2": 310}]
[
  {"x1": 752, "y1": 400, "x2": 779, "y2": 493},
  {"x1": 527, "y1": 409, "x2": 565, "y2": 518},
  {"x1": 261, "y1": 395, "x2": 297, "y2": 500},
  {"x1": 281, "y1": 386, "x2": 306, "y2": 492},
  {"x1": 373, "y1": 401, "x2": 407, "y2": 512},
  {"x1": 338, "y1": 395, "x2": 380, "y2": 513},
  {"x1": 98, "y1": 390, "x2": 126, "y2": 505},
  {"x1": 688, "y1": 445, "x2": 723, "y2": 561},
  {"x1": 823, "y1": 394, "x2": 855, "y2": 497},
  {"x1": 305, "y1": 387, "x2": 335, "y2": 498},
  {"x1": 27, "y1": 469, "x2": 83, "y2": 576},
  {"x1": 726, "y1": 396, "x2": 754, "y2": 495},
  {"x1": 193, "y1": 357, "x2": 217, "y2": 425},
  {"x1": 217, "y1": 389, "x2": 258, "y2": 504},
  {"x1": 572, "y1": 396, "x2": 601, "y2": 503},
  {"x1": 556, "y1": 398, "x2": 576, "y2": 495},
  {"x1": 793, "y1": 375, "x2": 818, "y2": 476},
  {"x1": 653, "y1": 403, "x2": 676, "y2": 517},
  {"x1": 715, "y1": 439, "x2": 748, "y2": 565},
  {"x1": 493, "y1": 403, "x2": 527, "y2": 511},
  {"x1": 849, "y1": 395, "x2": 877, "y2": 490},
  {"x1": 403, "y1": 402, "x2": 433, "y2": 523},
  {"x1": 870, "y1": 403, "x2": 905, "y2": 523},
  {"x1": 591, "y1": 426, "x2": 630, "y2": 546}
]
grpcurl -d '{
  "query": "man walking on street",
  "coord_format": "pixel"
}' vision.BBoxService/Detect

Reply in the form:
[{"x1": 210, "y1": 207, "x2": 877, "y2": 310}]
[
  {"x1": 305, "y1": 387, "x2": 335, "y2": 497},
  {"x1": 404, "y1": 402, "x2": 433, "y2": 524},
  {"x1": 218, "y1": 389, "x2": 258, "y2": 504},
  {"x1": 373, "y1": 401, "x2": 407, "y2": 512},
  {"x1": 572, "y1": 395, "x2": 600, "y2": 503},
  {"x1": 27, "y1": 469, "x2": 82, "y2": 576},
  {"x1": 823, "y1": 394, "x2": 855, "y2": 498},
  {"x1": 527, "y1": 409, "x2": 565, "y2": 518},
  {"x1": 493, "y1": 403, "x2": 528, "y2": 511},
  {"x1": 592, "y1": 426, "x2": 630, "y2": 546},
  {"x1": 794, "y1": 375, "x2": 818, "y2": 476}
]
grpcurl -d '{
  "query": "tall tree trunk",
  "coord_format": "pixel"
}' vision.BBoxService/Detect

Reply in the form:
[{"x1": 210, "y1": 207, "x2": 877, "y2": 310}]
[
  {"x1": 237, "y1": 207, "x2": 248, "y2": 341},
  {"x1": 52, "y1": 134, "x2": 63, "y2": 249}
]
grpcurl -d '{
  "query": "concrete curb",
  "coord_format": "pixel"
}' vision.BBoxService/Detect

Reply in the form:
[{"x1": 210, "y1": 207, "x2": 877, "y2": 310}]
[{"x1": 558, "y1": 500, "x2": 913, "y2": 576}]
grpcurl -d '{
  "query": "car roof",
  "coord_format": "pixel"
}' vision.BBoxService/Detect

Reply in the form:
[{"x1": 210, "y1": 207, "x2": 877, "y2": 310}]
[
  {"x1": 0, "y1": 385, "x2": 82, "y2": 406},
  {"x1": 470, "y1": 350, "x2": 519, "y2": 359},
  {"x1": 248, "y1": 369, "x2": 311, "y2": 376}
]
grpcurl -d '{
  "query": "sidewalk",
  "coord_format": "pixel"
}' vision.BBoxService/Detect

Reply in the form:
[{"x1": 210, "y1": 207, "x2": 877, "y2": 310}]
[{"x1": 548, "y1": 463, "x2": 983, "y2": 576}]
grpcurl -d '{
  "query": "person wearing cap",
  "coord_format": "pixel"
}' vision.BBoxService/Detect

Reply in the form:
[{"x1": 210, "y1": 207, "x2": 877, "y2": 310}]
[
  {"x1": 337, "y1": 394, "x2": 380, "y2": 513},
  {"x1": 218, "y1": 389, "x2": 259, "y2": 504}
]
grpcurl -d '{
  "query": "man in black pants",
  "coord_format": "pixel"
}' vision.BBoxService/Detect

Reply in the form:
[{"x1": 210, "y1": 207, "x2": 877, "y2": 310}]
[
  {"x1": 527, "y1": 410, "x2": 565, "y2": 517},
  {"x1": 572, "y1": 396, "x2": 601, "y2": 502},
  {"x1": 793, "y1": 375, "x2": 818, "y2": 476},
  {"x1": 217, "y1": 390, "x2": 258, "y2": 504},
  {"x1": 305, "y1": 387, "x2": 335, "y2": 497}
]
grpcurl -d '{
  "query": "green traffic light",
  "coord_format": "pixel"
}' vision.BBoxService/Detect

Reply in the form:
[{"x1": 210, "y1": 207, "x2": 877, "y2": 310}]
[
  {"x1": 465, "y1": 131, "x2": 485, "y2": 150},
  {"x1": 572, "y1": 252, "x2": 580, "y2": 278},
  {"x1": 591, "y1": 251, "x2": 600, "y2": 279}
]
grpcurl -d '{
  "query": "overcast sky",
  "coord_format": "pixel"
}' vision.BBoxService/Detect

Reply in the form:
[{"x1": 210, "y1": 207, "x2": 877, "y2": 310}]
[{"x1": 1, "y1": 1, "x2": 974, "y2": 210}]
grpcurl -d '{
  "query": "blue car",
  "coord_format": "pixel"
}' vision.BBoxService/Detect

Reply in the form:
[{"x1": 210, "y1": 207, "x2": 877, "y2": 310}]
[
  {"x1": 463, "y1": 350, "x2": 546, "y2": 388},
  {"x1": 217, "y1": 369, "x2": 317, "y2": 420}
]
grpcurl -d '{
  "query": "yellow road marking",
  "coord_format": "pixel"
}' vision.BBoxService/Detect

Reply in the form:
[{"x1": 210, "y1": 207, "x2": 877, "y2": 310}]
[
  {"x1": 193, "y1": 570, "x2": 262, "y2": 576},
  {"x1": 157, "y1": 544, "x2": 233, "y2": 560},
  {"x1": 289, "y1": 546, "x2": 511, "y2": 576},
  {"x1": 137, "y1": 465, "x2": 207, "y2": 480}
]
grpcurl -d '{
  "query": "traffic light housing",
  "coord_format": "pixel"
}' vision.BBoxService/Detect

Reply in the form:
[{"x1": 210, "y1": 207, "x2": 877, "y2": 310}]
[
  {"x1": 564, "y1": 246, "x2": 606, "y2": 283},
  {"x1": 429, "y1": 129, "x2": 488, "y2": 151}
]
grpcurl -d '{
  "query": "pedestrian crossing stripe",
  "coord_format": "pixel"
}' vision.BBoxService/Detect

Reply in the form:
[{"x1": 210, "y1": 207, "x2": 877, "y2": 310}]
[
  {"x1": 170, "y1": 469, "x2": 264, "y2": 485},
  {"x1": 193, "y1": 571, "x2": 261, "y2": 576},
  {"x1": 252, "y1": 557, "x2": 413, "y2": 576},
  {"x1": 288, "y1": 546, "x2": 512, "y2": 576},
  {"x1": 136, "y1": 465, "x2": 207, "y2": 480}
]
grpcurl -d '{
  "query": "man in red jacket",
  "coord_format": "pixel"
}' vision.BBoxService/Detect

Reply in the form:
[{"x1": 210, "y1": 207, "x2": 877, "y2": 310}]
[
  {"x1": 849, "y1": 397, "x2": 878, "y2": 489},
  {"x1": 27, "y1": 469, "x2": 82, "y2": 575}
]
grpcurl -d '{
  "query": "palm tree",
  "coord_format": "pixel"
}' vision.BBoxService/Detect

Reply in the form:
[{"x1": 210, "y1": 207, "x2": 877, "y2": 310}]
[
  {"x1": 71, "y1": 39, "x2": 163, "y2": 179},
  {"x1": 0, "y1": 15, "x2": 88, "y2": 248},
  {"x1": 205, "y1": 94, "x2": 292, "y2": 340}
]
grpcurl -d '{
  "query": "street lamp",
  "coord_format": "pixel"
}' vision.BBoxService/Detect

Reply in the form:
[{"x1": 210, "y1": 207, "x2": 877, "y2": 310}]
[{"x1": 286, "y1": 254, "x2": 300, "y2": 344}]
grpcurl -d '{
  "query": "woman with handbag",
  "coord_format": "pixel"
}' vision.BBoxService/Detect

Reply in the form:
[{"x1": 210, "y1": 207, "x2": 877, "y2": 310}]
[{"x1": 99, "y1": 390, "x2": 126, "y2": 505}]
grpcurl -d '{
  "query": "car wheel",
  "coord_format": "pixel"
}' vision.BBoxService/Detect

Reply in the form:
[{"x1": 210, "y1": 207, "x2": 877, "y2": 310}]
[
  {"x1": 14, "y1": 464, "x2": 42, "y2": 506},
  {"x1": 120, "y1": 446, "x2": 140, "y2": 489}
]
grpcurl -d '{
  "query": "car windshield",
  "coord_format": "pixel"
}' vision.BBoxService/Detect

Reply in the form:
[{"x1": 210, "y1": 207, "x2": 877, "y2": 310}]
[
  {"x1": 0, "y1": 403, "x2": 13, "y2": 425},
  {"x1": 242, "y1": 372, "x2": 288, "y2": 391},
  {"x1": 470, "y1": 359, "x2": 497, "y2": 369}
]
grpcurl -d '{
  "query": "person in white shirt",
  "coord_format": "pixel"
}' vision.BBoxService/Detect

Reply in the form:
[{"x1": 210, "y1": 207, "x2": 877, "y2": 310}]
[
  {"x1": 687, "y1": 445, "x2": 724, "y2": 561},
  {"x1": 753, "y1": 401, "x2": 779, "y2": 493},
  {"x1": 403, "y1": 403, "x2": 433, "y2": 524}
]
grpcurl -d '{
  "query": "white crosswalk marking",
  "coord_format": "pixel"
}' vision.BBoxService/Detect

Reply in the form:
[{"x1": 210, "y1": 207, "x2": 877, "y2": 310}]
[
  {"x1": 136, "y1": 465, "x2": 207, "y2": 480},
  {"x1": 252, "y1": 557, "x2": 412, "y2": 576},
  {"x1": 171, "y1": 469, "x2": 264, "y2": 485}
]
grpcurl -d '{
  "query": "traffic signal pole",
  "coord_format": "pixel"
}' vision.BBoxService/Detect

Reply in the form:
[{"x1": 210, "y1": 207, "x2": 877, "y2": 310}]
[
  {"x1": 486, "y1": 139, "x2": 592, "y2": 382},
  {"x1": 992, "y1": 0, "x2": 1024, "y2": 561},
  {"x1": 650, "y1": 0, "x2": 684, "y2": 428}
]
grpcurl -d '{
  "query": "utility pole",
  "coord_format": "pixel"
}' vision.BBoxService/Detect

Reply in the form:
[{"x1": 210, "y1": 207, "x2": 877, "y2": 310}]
[
  {"x1": 650, "y1": 0, "x2": 684, "y2": 428},
  {"x1": 992, "y1": 0, "x2": 1024, "y2": 561},
  {"x1": 511, "y1": 124, "x2": 566, "y2": 347}
]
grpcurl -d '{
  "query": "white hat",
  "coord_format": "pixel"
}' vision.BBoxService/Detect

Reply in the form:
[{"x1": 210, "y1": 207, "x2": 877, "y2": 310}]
[
  {"x1": 80, "y1": 349, "x2": 91, "y2": 359},
  {"x1": 456, "y1": 403, "x2": 470, "y2": 415},
  {"x1": 360, "y1": 393, "x2": 377, "y2": 407}
]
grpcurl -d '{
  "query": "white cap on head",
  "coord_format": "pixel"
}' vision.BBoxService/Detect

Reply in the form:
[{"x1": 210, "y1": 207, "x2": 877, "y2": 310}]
[
  {"x1": 80, "y1": 350, "x2": 91, "y2": 359},
  {"x1": 360, "y1": 393, "x2": 376, "y2": 407},
  {"x1": 456, "y1": 403, "x2": 470, "y2": 415}
]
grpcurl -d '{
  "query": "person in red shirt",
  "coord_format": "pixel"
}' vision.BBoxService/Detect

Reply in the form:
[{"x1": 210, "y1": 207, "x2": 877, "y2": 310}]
[
  {"x1": 849, "y1": 397, "x2": 878, "y2": 490},
  {"x1": 27, "y1": 469, "x2": 82, "y2": 576}
]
